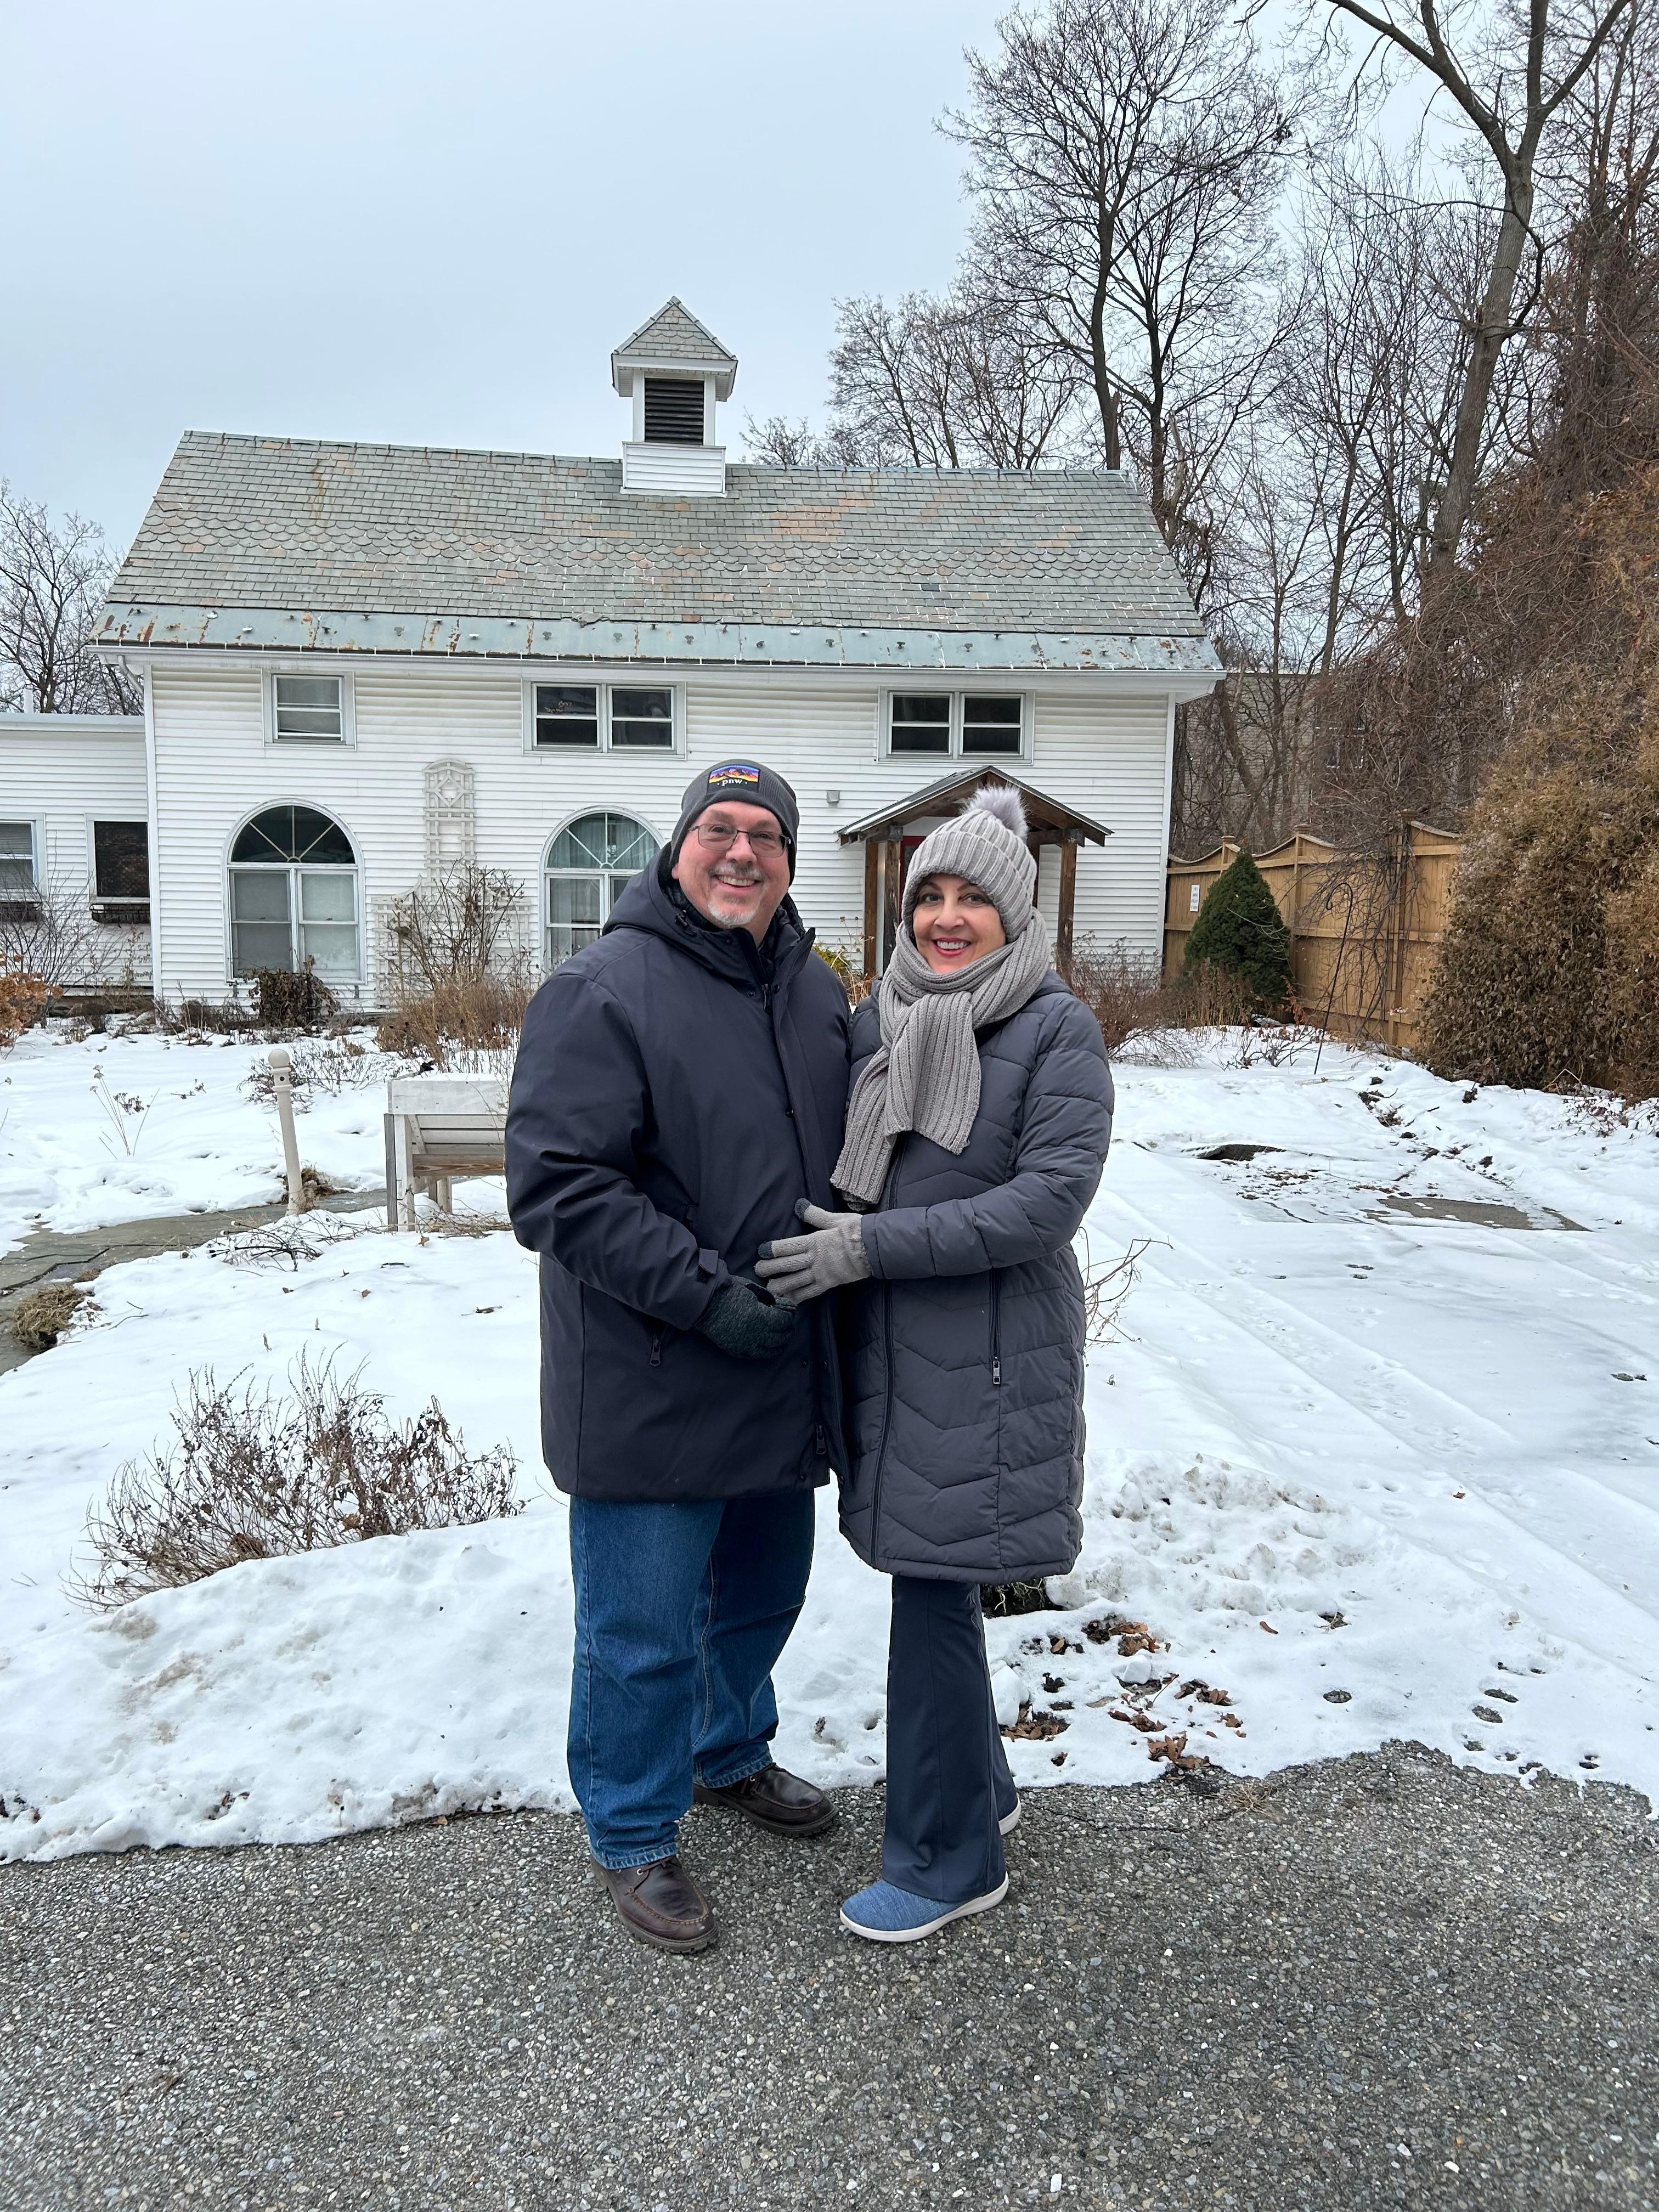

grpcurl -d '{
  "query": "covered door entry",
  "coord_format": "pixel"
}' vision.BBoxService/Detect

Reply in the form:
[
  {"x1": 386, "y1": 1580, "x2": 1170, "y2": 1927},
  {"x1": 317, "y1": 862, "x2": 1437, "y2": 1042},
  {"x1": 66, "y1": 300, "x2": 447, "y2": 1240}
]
[{"x1": 838, "y1": 770, "x2": 1110, "y2": 974}]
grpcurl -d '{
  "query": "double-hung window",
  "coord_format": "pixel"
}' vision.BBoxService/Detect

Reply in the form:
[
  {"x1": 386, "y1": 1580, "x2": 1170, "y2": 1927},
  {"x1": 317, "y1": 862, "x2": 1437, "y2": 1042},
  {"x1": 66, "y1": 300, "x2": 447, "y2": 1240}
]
[
  {"x1": 0, "y1": 820, "x2": 37, "y2": 916},
  {"x1": 92, "y1": 821, "x2": 150, "y2": 923},
  {"x1": 527, "y1": 682, "x2": 678, "y2": 752},
  {"x1": 885, "y1": 693, "x2": 1026, "y2": 759},
  {"x1": 268, "y1": 673, "x2": 350, "y2": 743}
]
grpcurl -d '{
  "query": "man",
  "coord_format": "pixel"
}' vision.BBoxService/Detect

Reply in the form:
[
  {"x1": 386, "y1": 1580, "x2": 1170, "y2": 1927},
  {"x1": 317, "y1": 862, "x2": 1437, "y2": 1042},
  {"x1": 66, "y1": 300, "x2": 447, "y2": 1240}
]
[{"x1": 506, "y1": 760, "x2": 850, "y2": 1953}]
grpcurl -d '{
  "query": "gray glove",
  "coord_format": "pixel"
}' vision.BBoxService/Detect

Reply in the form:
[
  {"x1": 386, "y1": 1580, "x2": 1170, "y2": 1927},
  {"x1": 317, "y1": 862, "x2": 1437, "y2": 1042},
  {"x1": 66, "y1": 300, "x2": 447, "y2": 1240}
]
[
  {"x1": 755, "y1": 1204, "x2": 872, "y2": 1305},
  {"x1": 694, "y1": 1277, "x2": 798, "y2": 1361}
]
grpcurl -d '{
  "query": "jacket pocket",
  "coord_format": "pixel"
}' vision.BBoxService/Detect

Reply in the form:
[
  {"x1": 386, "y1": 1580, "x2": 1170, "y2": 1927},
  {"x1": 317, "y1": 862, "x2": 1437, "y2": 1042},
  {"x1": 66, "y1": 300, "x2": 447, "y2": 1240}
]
[{"x1": 990, "y1": 1272, "x2": 1002, "y2": 1388}]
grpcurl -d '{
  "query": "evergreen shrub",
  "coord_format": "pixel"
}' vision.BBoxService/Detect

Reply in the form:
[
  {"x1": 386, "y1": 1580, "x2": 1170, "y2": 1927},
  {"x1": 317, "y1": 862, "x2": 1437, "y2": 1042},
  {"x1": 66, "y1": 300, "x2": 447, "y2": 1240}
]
[{"x1": 1181, "y1": 848, "x2": 1292, "y2": 1009}]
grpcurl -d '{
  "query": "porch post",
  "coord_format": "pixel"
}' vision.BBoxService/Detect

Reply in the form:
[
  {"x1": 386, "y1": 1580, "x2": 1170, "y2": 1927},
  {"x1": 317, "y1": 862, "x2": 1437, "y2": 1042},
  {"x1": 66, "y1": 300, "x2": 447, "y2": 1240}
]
[
  {"x1": 862, "y1": 838, "x2": 879, "y2": 978},
  {"x1": 1056, "y1": 837, "x2": 1078, "y2": 966},
  {"x1": 882, "y1": 837, "x2": 902, "y2": 966}
]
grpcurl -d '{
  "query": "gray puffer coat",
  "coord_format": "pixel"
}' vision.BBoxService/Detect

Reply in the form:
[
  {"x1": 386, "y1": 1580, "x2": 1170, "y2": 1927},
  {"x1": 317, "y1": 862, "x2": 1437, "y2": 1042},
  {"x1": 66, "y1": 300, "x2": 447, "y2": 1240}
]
[{"x1": 839, "y1": 970, "x2": 1114, "y2": 1582}]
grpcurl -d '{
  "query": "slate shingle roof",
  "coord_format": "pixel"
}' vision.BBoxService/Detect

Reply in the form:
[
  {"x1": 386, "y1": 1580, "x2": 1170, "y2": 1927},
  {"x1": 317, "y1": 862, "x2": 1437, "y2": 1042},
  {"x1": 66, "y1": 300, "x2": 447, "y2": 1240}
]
[
  {"x1": 610, "y1": 298, "x2": 737, "y2": 388},
  {"x1": 105, "y1": 432, "x2": 1212, "y2": 651}
]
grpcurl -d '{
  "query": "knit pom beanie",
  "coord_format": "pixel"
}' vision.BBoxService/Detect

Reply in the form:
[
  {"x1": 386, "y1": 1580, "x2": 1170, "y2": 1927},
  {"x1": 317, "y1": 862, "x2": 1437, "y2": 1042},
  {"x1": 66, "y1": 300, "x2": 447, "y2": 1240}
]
[{"x1": 901, "y1": 783, "x2": 1037, "y2": 940}]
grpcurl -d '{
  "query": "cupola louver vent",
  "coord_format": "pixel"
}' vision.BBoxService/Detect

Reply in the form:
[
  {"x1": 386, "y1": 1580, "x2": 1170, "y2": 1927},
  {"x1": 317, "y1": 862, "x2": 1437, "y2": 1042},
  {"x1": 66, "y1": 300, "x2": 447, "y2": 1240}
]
[{"x1": 643, "y1": 377, "x2": 706, "y2": 445}]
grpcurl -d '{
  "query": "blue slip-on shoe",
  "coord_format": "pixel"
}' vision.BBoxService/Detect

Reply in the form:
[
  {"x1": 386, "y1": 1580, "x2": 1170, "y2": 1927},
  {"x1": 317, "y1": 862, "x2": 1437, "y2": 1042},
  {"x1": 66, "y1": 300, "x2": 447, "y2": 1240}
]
[
  {"x1": 839, "y1": 1876, "x2": 1009, "y2": 1944},
  {"x1": 999, "y1": 1796, "x2": 1022, "y2": 1836}
]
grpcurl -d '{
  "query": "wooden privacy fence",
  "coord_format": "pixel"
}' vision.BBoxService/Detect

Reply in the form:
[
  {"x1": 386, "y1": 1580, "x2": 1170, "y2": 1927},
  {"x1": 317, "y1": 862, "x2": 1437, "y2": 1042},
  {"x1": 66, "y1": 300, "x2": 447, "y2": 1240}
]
[{"x1": 1164, "y1": 822, "x2": 1463, "y2": 1052}]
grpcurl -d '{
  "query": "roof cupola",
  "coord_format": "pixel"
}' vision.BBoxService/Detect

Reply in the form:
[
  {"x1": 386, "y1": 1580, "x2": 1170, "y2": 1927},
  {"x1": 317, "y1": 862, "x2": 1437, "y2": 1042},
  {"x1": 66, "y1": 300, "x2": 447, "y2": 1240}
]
[{"x1": 610, "y1": 298, "x2": 736, "y2": 498}]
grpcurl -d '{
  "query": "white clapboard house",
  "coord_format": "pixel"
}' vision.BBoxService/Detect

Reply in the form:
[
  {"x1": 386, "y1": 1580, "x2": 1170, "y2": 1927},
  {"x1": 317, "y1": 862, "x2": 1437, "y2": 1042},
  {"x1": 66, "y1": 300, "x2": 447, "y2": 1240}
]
[
  {"x1": 72, "y1": 300, "x2": 1218, "y2": 1007},
  {"x1": 1, "y1": 714, "x2": 151, "y2": 988}
]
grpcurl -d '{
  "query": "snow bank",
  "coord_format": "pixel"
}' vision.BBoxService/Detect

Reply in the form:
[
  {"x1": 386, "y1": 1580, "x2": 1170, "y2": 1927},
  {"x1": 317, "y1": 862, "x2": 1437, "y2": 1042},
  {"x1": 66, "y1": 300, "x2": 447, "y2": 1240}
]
[{"x1": 2, "y1": 1036, "x2": 1655, "y2": 1860}]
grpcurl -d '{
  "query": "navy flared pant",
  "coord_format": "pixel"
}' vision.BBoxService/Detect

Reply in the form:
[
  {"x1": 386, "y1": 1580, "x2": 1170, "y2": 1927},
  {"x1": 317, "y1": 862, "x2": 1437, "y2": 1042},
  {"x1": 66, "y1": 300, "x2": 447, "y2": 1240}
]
[{"x1": 882, "y1": 1575, "x2": 1018, "y2": 1904}]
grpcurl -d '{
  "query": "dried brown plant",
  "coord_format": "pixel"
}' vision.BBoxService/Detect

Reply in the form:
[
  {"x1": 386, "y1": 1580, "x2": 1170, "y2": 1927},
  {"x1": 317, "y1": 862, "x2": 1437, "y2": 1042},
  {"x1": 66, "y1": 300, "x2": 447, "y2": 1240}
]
[{"x1": 67, "y1": 1353, "x2": 521, "y2": 1611}]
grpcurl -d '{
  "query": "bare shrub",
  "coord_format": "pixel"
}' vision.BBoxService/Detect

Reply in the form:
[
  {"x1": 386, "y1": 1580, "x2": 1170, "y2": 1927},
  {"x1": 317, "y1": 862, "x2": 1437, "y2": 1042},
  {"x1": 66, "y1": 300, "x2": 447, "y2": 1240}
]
[
  {"x1": 374, "y1": 973, "x2": 533, "y2": 1070},
  {"x1": 1075, "y1": 1232, "x2": 1155, "y2": 1346},
  {"x1": 154, "y1": 994, "x2": 262, "y2": 1037},
  {"x1": 67, "y1": 1353, "x2": 522, "y2": 1610},
  {"x1": 815, "y1": 943, "x2": 875, "y2": 1004},
  {"x1": 1227, "y1": 1021, "x2": 1313, "y2": 1070},
  {"x1": 252, "y1": 962, "x2": 338, "y2": 1034},
  {"x1": 208, "y1": 1215, "x2": 363, "y2": 1271},
  {"x1": 0, "y1": 865, "x2": 143, "y2": 998},
  {"x1": 1062, "y1": 944, "x2": 1252, "y2": 1057},
  {"x1": 9, "y1": 1280, "x2": 86, "y2": 1350},
  {"x1": 387, "y1": 865, "x2": 524, "y2": 991},
  {"x1": 0, "y1": 960, "x2": 48, "y2": 1049},
  {"x1": 376, "y1": 865, "x2": 534, "y2": 1071},
  {"x1": 240, "y1": 1037, "x2": 405, "y2": 1109}
]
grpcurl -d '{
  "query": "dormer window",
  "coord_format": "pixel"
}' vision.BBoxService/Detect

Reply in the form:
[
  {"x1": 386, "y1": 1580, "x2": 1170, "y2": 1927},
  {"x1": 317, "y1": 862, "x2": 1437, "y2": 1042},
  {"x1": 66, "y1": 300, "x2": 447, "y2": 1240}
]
[{"x1": 644, "y1": 377, "x2": 707, "y2": 445}]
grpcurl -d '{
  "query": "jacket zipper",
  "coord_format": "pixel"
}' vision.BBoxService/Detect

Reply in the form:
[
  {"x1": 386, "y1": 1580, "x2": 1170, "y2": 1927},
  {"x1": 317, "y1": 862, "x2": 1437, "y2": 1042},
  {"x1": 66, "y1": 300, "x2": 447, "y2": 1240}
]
[
  {"x1": 990, "y1": 1274, "x2": 1002, "y2": 1386},
  {"x1": 649, "y1": 1328, "x2": 664, "y2": 1369}
]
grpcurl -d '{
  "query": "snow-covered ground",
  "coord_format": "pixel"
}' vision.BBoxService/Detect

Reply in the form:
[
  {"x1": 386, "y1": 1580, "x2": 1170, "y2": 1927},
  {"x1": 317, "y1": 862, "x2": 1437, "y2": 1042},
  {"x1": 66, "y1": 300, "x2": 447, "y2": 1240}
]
[
  {"x1": 0, "y1": 1027, "x2": 393, "y2": 1251},
  {"x1": 2, "y1": 1025, "x2": 1656, "y2": 1861}
]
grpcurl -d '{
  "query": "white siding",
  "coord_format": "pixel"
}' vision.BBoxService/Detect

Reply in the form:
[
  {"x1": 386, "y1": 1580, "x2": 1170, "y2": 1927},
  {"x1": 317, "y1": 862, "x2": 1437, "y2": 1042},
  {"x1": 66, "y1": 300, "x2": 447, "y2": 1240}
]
[
  {"x1": 687, "y1": 683, "x2": 880, "y2": 960},
  {"x1": 1031, "y1": 692, "x2": 1172, "y2": 965},
  {"x1": 620, "y1": 443, "x2": 727, "y2": 496},
  {"x1": 146, "y1": 664, "x2": 1177, "y2": 997},
  {"x1": 0, "y1": 715, "x2": 150, "y2": 984}
]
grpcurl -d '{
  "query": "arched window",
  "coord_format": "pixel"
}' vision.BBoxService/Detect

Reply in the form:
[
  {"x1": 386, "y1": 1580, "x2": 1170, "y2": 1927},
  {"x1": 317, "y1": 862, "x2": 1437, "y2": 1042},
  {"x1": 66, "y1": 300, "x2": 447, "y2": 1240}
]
[
  {"x1": 545, "y1": 811, "x2": 659, "y2": 966},
  {"x1": 229, "y1": 805, "x2": 360, "y2": 980}
]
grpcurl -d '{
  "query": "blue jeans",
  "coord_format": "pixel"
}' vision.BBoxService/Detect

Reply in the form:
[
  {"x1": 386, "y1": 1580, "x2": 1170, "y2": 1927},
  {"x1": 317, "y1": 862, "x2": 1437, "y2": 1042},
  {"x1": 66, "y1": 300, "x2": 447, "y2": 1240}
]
[{"x1": 567, "y1": 1491, "x2": 816, "y2": 1870}]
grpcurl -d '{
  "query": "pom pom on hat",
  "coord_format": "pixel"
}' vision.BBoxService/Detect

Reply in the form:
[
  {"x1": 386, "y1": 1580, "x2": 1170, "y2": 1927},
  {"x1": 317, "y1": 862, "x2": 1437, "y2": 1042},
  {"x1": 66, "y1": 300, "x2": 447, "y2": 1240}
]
[{"x1": 963, "y1": 783, "x2": 1028, "y2": 838}]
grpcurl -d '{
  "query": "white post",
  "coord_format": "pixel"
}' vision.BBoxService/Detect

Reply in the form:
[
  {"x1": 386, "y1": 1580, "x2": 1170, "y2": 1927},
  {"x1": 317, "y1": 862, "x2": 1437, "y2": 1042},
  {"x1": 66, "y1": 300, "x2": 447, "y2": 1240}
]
[{"x1": 269, "y1": 1047, "x2": 306, "y2": 1216}]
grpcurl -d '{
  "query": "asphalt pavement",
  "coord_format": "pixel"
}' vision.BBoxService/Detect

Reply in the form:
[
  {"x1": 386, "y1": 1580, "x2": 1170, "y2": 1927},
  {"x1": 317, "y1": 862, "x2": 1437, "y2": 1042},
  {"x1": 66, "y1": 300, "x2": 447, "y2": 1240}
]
[{"x1": 3, "y1": 1745, "x2": 1655, "y2": 2212}]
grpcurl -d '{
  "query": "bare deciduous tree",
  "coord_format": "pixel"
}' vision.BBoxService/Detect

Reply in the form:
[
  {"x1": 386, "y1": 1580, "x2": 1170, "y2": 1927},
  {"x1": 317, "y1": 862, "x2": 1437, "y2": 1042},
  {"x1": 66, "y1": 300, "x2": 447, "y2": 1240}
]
[
  {"x1": 0, "y1": 483, "x2": 138, "y2": 715},
  {"x1": 1314, "y1": 0, "x2": 1639, "y2": 582},
  {"x1": 948, "y1": 0, "x2": 1300, "y2": 591}
]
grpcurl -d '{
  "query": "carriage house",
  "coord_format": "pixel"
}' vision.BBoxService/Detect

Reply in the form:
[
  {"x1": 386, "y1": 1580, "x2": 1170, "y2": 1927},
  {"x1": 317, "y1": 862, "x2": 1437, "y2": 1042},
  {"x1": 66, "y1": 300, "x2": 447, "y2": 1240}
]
[{"x1": 89, "y1": 300, "x2": 1220, "y2": 1006}]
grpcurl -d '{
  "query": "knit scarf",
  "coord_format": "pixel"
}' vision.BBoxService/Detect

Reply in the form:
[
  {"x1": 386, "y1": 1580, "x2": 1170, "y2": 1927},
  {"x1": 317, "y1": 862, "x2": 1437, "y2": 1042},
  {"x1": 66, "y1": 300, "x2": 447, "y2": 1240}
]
[{"x1": 832, "y1": 912, "x2": 1052, "y2": 1209}]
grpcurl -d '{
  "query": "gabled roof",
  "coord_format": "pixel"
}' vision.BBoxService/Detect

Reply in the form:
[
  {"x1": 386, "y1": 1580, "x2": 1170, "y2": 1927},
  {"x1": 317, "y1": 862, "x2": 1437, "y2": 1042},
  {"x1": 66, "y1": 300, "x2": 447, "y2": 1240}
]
[
  {"x1": 838, "y1": 768, "x2": 1111, "y2": 845},
  {"x1": 95, "y1": 432, "x2": 1222, "y2": 676},
  {"x1": 611, "y1": 299, "x2": 737, "y2": 398}
]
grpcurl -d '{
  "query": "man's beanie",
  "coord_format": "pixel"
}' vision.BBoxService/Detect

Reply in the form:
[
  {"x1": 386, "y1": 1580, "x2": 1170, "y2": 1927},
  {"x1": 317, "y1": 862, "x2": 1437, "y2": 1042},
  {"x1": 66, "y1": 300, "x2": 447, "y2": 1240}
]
[
  {"x1": 901, "y1": 783, "x2": 1037, "y2": 940},
  {"x1": 668, "y1": 760, "x2": 801, "y2": 879}
]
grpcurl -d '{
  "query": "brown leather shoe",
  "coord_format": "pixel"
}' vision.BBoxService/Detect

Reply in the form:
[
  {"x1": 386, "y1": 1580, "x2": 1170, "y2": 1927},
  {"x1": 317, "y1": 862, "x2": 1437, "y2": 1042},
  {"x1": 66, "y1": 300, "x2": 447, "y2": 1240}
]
[
  {"x1": 693, "y1": 1763, "x2": 837, "y2": 1838},
  {"x1": 599, "y1": 1857, "x2": 719, "y2": 1953}
]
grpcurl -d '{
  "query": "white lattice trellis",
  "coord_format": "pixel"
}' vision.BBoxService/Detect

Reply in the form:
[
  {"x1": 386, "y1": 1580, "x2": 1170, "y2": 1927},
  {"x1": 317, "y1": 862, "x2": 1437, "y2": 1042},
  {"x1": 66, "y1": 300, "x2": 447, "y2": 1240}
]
[{"x1": 424, "y1": 760, "x2": 477, "y2": 872}]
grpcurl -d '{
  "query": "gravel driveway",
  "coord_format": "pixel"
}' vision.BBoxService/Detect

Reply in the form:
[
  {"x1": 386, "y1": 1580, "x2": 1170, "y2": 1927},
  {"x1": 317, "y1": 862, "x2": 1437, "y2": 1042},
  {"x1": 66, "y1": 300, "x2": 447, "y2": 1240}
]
[{"x1": 3, "y1": 1745, "x2": 1654, "y2": 2211}]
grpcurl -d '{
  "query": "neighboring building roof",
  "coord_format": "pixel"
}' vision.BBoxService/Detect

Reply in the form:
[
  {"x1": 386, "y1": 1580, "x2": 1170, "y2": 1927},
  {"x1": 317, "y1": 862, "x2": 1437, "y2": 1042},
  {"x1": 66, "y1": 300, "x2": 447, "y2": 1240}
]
[
  {"x1": 611, "y1": 298, "x2": 738, "y2": 398},
  {"x1": 97, "y1": 431, "x2": 1221, "y2": 676}
]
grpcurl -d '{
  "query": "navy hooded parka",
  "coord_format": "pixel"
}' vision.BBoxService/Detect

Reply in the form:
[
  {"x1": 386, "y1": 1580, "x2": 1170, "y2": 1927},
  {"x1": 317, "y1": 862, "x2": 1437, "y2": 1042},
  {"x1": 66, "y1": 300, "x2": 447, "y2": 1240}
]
[{"x1": 505, "y1": 861, "x2": 851, "y2": 1502}]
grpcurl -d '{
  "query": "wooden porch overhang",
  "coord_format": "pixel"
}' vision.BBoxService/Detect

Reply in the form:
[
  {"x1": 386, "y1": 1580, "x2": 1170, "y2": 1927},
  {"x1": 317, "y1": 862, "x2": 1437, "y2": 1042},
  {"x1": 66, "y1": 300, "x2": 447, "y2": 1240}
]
[
  {"x1": 837, "y1": 767, "x2": 1111, "y2": 849},
  {"x1": 836, "y1": 769, "x2": 1111, "y2": 973}
]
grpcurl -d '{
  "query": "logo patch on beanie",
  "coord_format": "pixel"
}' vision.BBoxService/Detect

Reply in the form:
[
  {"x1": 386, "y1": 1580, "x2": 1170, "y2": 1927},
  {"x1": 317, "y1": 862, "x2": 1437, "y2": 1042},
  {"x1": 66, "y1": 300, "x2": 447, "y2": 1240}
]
[{"x1": 707, "y1": 761, "x2": 761, "y2": 789}]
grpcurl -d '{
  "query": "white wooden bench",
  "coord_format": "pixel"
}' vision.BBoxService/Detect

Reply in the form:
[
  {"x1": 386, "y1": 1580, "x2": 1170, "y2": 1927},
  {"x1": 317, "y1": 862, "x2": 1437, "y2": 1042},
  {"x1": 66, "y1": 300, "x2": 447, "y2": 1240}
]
[{"x1": 383, "y1": 1075, "x2": 510, "y2": 1229}]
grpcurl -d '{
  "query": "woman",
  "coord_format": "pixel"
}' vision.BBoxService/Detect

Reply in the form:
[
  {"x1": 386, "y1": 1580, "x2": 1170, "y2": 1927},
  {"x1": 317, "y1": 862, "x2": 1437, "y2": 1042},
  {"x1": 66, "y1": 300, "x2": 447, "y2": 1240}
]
[{"x1": 757, "y1": 786, "x2": 1114, "y2": 1943}]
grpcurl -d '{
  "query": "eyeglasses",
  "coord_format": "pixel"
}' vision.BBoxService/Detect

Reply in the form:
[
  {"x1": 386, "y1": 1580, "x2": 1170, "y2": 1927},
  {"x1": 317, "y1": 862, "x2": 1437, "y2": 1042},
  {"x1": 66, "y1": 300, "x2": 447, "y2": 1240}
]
[{"x1": 693, "y1": 821, "x2": 787, "y2": 859}]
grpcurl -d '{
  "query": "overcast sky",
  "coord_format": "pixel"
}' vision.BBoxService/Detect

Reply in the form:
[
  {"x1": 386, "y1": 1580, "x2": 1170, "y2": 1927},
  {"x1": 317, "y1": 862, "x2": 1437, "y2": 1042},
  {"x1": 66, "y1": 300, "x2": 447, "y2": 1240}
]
[{"x1": 4, "y1": 0, "x2": 1005, "y2": 549}]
